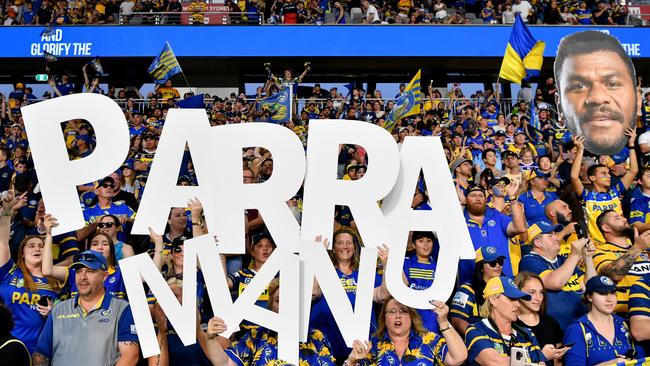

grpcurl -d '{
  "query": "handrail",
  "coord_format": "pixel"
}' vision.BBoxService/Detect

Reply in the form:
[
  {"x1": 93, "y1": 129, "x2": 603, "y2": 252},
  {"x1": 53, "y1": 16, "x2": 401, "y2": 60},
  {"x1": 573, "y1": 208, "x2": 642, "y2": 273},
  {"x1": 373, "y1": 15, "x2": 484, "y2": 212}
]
[{"x1": 118, "y1": 11, "x2": 264, "y2": 25}]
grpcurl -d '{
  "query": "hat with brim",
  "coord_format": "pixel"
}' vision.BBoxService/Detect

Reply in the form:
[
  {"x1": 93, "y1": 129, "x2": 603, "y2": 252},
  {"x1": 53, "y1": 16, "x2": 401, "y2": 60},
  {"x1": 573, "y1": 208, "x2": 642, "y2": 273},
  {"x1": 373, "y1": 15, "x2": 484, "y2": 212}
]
[
  {"x1": 526, "y1": 169, "x2": 549, "y2": 181},
  {"x1": 585, "y1": 275, "x2": 616, "y2": 294},
  {"x1": 488, "y1": 176, "x2": 510, "y2": 188},
  {"x1": 450, "y1": 158, "x2": 472, "y2": 173},
  {"x1": 475, "y1": 245, "x2": 506, "y2": 263},
  {"x1": 71, "y1": 250, "x2": 107, "y2": 271},
  {"x1": 527, "y1": 219, "x2": 564, "y2": 242},
  {"x1": 465, "y1": 184, "x2": 486, "y2": 197},
  {"x1": 484, "y1": 276, "x2": 531, "y2": 300}
]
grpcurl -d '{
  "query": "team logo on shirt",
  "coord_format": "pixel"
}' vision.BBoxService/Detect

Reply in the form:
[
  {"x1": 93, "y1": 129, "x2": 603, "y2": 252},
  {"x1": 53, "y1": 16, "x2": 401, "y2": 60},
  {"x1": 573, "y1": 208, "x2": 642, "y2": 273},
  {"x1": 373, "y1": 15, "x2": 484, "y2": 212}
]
[
  {"x1": 487, "y1": 220, "x2": 496, "y2": 227},
  {"x1": 101, "y1": 309, "x2": 112, "y2": 317},
  {"x1": 452, "y1": 292, "x2": 469, "y2": 307},
  {"x1": 109, "y1": 276, "x2": 117, "y2": 284},
  {"x1": 487, "y1": 247, "x2": 497, "y2": 254}
]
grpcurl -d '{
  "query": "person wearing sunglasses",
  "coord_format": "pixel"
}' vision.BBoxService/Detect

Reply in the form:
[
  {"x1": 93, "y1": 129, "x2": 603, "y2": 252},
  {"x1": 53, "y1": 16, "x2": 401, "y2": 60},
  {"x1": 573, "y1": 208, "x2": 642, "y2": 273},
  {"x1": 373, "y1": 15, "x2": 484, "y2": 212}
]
[
  {"x1": 78, "y1": 176, "x2": 136, "y2": 242},
  {"x1": 44, "y1": 217, "x2": 165, "y2": 300},
  {"x1": 450, "y1": 245, "x2": 505, "y2": 335},
  {"x1": 465, "y1": 276, "x2": 546, "y2": 366},
  {"x1": 515, "y1": 271, "x2": 570, "y2": 365},
  {"x1": 34, "y1": 249, "x2": 140, "y2": 366},
  {"x1": 518, "y1": 219, "x2": 597, "y2": 331},
  {"x1": 97, "y1": 214, "x2": 134, "y2": 261},
  {"x1": 563, "y1": 275, "x2": 645, "y2": 365}
]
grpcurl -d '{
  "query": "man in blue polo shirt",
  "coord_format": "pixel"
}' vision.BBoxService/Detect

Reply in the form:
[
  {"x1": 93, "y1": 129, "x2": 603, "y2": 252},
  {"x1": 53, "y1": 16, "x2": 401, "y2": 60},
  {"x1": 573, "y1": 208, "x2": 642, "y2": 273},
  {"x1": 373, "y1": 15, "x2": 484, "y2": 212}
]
[
  {"x1": 460, "y1": 184, "x2": 526, "y2": 283},
  {"x1": 518, "y1": 169, "x2": 558, "y2": 224},
  {"x1": 519, "y1": 219, "x2": 596, "y2": 330},
  {"x1": 33, "y1": 250, "x2": 139, "y2": 366}
]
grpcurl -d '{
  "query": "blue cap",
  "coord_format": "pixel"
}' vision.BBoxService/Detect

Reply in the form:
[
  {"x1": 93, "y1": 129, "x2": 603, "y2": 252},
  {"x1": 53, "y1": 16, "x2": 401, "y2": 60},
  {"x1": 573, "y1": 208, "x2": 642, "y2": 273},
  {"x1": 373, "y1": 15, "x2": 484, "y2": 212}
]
[
  {"x1": 71, "y1": 250, "x2": 107, "y2": 271},
  {"x1": 585, "y1": 275, "x2": 617, "y2": 294},
  {"x1": 475, "y1": 245, "x2": 506, "y2": 263},
  {"x1": 610, "y1": 147, "x2": 629, "y2": 165},
  {"x1": 121, "y1": 158, "x2": 134, "y2": 170},
  {"x1": 77, "y1": 134, "x2": 95, "y2": 147},
  {"x1": 484, "y1": 276, "x2": 532, "y2": 300},
  {"x1": 526, "y1": 169, "x2": 550, "y2": 181},
  {"x1": 514, "y1": 129, "x2": 527, "y2": 136},
  {"x1": 527, "y1": 219, "x2": 563, "y2": 241}
]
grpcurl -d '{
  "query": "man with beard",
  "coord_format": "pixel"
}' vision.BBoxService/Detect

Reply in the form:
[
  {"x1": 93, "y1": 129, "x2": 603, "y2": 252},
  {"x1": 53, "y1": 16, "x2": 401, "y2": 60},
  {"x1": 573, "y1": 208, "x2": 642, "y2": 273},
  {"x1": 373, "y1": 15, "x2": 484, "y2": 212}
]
[
  {"x1": 593, "y1": 210, "x2": 650, "y2": 315},
  {"x1": 545, "y1": 199, "x2": 580, "y2": 257},
  {"x1": 554, "y1": 30, "x2": 638, "y2": 155},
  {"x1": 257, "y1": 157, "x2": 273, "y2": 183},
  {"x1": 460, "y1": 184, "x2": 526, "y2": 283},
  {"x1": 571, "y1": 135, "x2": 637, "y2": 243}
]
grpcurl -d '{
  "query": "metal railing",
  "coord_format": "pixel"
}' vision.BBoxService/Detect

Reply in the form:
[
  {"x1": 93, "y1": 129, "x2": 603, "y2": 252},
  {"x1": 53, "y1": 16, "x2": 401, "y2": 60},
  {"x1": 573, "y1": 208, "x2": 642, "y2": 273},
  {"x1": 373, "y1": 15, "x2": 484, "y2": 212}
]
[
  {"x1": 118, "y1": 11, "x2": 263, "y2": 25},
  {"x1": 59, "y1": 96, "x2": 548, "y2": 121}
]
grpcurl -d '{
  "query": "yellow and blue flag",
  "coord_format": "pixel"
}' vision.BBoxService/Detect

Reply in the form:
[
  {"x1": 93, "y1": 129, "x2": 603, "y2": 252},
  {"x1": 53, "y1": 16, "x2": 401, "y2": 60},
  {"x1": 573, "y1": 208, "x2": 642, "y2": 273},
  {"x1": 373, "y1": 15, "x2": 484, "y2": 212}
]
[
  {"x1": 384, "y1": 69, "x2": 421, "y2": 133},
  {"x1": 499, "y1": 15, "x2": 545, "y2": 84},
  {"x1": 148, "y1": 42, "x2": 183, "y2": 85},
  {"x1": 258, "y1": 87, "x2": 291, "y2": 123}
]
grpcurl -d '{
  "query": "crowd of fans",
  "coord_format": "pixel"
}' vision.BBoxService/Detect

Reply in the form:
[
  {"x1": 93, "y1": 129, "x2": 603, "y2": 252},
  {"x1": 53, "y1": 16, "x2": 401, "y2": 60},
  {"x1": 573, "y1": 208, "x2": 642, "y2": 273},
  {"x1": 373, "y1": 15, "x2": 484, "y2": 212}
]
[
  {"x1": 0, "y1": 0, "x2": 633, "y2": 25},
  {"x1": 2, "y1": 51, "x2": 650, "y2": 366}
]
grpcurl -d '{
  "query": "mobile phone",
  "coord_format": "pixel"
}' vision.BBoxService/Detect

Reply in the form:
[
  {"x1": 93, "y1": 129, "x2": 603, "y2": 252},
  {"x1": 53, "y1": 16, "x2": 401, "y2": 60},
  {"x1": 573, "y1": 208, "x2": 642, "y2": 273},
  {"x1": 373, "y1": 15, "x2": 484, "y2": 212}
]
[
  {"x1": 38, "y1": 296, "x2": 52, "y2": 307},
  {"x1": 559, "y1": 342, "x2": 575, "y2": 348}
]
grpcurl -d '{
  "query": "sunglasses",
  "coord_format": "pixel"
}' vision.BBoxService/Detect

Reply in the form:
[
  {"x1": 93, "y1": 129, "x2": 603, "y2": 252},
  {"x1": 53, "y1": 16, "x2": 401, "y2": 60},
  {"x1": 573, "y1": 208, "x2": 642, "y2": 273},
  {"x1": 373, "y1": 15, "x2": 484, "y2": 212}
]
[
  {"x1": 101, "y1": 183, "x2": 115, "y2": 189},
  {"x1": 486, "y1": 257, "x2": 505, "y2": 267},
  {"x1": 97, "y1": 222, "x2": 116, "y2": 228},
  {"x1": 172, "y1": 246, "x2": 184, "y2": 253}
]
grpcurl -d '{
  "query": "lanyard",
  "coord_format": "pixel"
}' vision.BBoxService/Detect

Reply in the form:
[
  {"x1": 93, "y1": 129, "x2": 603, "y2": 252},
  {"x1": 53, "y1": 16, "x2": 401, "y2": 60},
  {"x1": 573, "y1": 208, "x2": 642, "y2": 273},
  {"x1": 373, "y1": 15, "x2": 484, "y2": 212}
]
[{"x1": 487, "y1": 317, "x2": 514, "y2": 355}]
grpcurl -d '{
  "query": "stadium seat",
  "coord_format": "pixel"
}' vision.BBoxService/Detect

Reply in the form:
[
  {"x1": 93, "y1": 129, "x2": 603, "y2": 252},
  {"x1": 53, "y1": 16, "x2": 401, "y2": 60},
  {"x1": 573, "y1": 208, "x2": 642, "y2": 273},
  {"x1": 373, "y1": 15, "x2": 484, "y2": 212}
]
[
  {"x1": 325, "y1": 12, "x2": 336, "y2": 23},
  {"x1": 465, "y1": 12, "x2": 476, "y2": 19},
  {"x1": 472, "y1": 18, "x2": 483, "y2": 24},
  {"x1": 351, "y1": 12, "x2": 364, "y2": 24},
  {"x1": 350, "y1": 7, "x2": 362, "y2": 18}
]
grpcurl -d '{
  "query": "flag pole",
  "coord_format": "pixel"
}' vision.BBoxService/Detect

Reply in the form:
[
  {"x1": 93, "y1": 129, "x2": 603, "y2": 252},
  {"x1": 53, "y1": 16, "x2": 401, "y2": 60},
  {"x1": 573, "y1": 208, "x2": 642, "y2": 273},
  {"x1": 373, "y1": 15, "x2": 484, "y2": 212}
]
[{"x1": 289, "y1": 83, "x2": 294, "y2": 123}]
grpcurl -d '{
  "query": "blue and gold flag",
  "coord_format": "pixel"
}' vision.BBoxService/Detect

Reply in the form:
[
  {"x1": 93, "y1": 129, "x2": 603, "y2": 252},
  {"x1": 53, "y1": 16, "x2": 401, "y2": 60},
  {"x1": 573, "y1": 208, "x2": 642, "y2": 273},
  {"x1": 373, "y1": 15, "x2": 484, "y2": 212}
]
[
  {"x1": 384, "y1": 69, "x2": 421, "y2": 133},
  {"x1": 148, "y1": 42, "x2": 182, "y2": 85},
  {"x1": 258, "y1": 87, "x2": 291, "y2": 123},
  {"x1": 499, "y1": 15, "x2": 545, "y2": 84}
]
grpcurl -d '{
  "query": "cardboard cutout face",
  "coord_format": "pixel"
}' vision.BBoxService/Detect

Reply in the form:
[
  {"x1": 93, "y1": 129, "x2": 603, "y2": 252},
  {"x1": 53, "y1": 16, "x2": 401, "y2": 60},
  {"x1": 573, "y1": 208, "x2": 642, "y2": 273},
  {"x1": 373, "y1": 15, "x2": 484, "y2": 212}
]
[{"x1": 554, "y1": 31, "x2": 638, "y2": 155}]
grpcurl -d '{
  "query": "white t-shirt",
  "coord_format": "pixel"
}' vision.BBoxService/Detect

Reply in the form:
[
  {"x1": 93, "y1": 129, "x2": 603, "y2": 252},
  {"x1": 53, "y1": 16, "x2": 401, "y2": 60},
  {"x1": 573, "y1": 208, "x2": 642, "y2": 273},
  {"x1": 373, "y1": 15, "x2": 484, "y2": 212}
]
[
  {"x1": 639, "y1": 131, "x2": 650, "y2": 155},
  {"x1": 512, "y1": 0, "x2": 532, "y2": 21},
  {"x1": 365, "y1": 4, "x2": 379, "y2": 22},
  {"x1": 502, "y1": 9, "x2": 515, "y2": 23},
  {"x1": 120, "y1": 1, "x2": 135, "y2": 15}
]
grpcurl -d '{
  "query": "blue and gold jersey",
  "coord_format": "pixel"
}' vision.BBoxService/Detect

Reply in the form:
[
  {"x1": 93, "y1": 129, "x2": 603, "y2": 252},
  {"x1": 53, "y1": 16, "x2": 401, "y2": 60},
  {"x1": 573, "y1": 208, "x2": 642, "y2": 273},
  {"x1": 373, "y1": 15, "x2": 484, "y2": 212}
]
[
  {"x1": 358, "y1": 330, "x2": 448, "y2": 366},
  {"x1": 629, "y1": 274, "x2": 650, "y2": 318},
  {"x1": 564, "y1": 314, "x2": 644, "y2": 365},
  {"x1": 225, "y1": 327, "x2": 335, "y2": 366},
  {"x1": 574, "y1": 8, "x2": 592, "y2": 24},
  {"x1": 630, "y1": 194, "x2": 650, "y2": 226},
  {"x1": 581, "y1": 181, "x2": 626, "y2": 244},
  {"x1": 0, "y1": 259, "x2": 60, "y2": 353},
  {"x1": 518, "y1": 252, "x2": 586, "y2": 330},
  {"x1": 403, "y1": 255, "x2": 439, "y2": 333},
  {"x1": 309, "y1": 268, "x2": 381, "y2": 360},
  {"x1": 465, "y1": 319, "x2": 546, "y2": 366},
  {"x1": 65, "y1": 266, "x2": 126, "y2": 300},
  {"x1": 450, "y1": 282, "x2": 481, "y2": 325},
  {"x1": 592, "y1": 242, "x2": 650, "y2": 314},
  {"x1": 82, "y1": 201, "x2": 136, "y2": 226},
  {"x1": 228, "y1": 268, "x2": 269, "y2": 309}
]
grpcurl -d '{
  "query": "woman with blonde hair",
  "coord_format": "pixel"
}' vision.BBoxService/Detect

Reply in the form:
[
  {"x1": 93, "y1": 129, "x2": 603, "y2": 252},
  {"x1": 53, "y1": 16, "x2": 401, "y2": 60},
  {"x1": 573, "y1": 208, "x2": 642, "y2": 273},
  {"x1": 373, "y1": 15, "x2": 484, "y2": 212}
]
[{"x1": 465, "y1": 276, "x2": 546, "y2": 366}]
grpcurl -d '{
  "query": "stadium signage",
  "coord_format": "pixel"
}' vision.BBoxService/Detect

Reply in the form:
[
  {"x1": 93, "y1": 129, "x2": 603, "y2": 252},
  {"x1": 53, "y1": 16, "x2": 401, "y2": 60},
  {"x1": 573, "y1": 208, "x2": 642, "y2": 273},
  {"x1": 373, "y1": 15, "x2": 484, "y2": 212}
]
[
  {"x1": 21, "y1": 94, "x2": 475, "y2": 364},
  {"x1": 30, "y1": 28, "x2": 93, "y2": 57}
]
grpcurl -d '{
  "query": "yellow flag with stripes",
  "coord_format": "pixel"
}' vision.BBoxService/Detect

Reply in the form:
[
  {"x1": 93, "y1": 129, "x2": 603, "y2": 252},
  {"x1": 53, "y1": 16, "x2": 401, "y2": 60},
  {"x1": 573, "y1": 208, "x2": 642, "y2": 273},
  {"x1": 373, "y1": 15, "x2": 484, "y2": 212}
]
[{"x1": 384, "y1": 69, "x2": 422, "y2": 133}]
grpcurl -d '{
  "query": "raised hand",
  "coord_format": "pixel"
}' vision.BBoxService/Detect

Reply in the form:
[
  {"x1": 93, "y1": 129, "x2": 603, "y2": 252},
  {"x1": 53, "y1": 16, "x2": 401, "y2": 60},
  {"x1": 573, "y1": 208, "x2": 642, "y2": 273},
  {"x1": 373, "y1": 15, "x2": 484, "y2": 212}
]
[{"x1": 206, "y1": 316, "x2": 228, "y2": 339}]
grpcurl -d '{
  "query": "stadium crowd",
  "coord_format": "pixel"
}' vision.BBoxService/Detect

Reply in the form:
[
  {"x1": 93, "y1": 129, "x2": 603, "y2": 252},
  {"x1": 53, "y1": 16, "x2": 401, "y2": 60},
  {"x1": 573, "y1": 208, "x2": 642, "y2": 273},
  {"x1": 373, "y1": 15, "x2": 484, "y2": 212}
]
[
  {"x1": 2, "y1": 33, "x2": 650, "y2": 366},
  {"x1": 0, "y1": 0, "x2": 632, "y2": 25}
]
